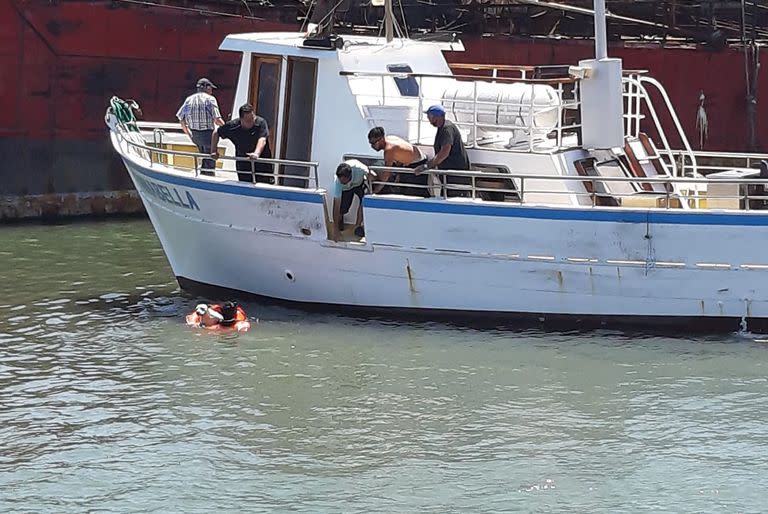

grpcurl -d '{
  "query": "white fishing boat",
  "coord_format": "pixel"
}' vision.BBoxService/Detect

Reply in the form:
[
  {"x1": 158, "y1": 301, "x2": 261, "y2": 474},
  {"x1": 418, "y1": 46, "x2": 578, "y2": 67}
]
[{"x1": 107, "y1": 0, "x2": 768, "y2": 330}]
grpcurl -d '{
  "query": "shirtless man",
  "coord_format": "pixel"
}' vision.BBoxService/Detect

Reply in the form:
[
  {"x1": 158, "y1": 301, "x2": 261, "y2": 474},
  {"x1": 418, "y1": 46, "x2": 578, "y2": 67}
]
[{"x1": 367, "y1": 126, "x2": 430, "y2": 197}]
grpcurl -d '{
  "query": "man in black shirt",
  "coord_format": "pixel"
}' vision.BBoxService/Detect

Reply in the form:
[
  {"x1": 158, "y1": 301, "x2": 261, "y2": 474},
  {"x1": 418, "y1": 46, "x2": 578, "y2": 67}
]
[
  {"x1": 417, "y1": 104, "x2": 471, "y2": 197},
  {"x1": 211, "y1": 103, "x2": 273, "y2": 183}
]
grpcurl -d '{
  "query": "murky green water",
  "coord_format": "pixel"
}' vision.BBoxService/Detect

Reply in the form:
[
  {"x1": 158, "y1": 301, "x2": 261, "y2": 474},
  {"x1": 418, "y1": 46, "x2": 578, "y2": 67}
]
[{"x1": 2, "y1": 219, "x2": 768, "y2": 512}]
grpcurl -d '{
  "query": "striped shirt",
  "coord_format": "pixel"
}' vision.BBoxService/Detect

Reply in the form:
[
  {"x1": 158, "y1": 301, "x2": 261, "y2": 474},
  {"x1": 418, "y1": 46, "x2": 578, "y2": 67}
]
[{"x1": 176, "y1": 92, "x2": 221, "y2": 130}]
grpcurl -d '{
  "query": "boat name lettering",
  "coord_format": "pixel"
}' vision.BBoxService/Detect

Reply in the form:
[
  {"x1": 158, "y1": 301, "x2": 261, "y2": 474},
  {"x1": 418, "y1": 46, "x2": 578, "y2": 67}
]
[{"x1": 136, "y1": 176, "x2": 200, "y2": 211}]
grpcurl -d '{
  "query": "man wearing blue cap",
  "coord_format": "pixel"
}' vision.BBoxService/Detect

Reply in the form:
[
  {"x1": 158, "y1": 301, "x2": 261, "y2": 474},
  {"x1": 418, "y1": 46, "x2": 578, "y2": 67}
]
[{"x1": 418, "y1": 105, "x2": 471, "y2": 197}]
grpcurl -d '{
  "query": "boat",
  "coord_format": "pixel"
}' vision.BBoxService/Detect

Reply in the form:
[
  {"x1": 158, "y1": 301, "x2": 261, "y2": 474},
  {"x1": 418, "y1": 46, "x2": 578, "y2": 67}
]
[{"x1": 107, "y1": 0, "x2": 768, "y2": 330}]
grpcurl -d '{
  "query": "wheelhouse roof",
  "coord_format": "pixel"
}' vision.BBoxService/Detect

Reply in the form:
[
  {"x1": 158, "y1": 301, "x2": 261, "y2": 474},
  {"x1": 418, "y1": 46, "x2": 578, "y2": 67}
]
[{"x1": 219, "y1": 32, "x2": 465, "y2": 59}]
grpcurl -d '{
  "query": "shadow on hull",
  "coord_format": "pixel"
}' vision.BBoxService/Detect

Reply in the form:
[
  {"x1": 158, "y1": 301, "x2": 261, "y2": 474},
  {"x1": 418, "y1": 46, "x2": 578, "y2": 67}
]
[{"x1": 176, "y1": 276, "x2": 760, "y2": 335}]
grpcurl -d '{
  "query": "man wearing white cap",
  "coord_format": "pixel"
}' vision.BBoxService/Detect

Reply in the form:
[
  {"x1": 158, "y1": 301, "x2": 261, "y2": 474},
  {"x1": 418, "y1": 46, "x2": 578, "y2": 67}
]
[{"x1": 176, "y1": 78, "x2": 225, "y2": 174}]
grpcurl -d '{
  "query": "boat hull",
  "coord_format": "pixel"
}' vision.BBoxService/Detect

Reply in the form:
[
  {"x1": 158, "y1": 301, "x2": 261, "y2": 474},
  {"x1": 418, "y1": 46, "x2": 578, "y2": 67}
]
[{"x1": 119, "y1": 151, "x2": 768, "y2": 331}]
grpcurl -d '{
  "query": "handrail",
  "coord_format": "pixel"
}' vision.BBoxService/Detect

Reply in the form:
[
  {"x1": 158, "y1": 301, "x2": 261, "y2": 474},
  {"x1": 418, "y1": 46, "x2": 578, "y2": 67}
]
[
  {"x1": 639, "y1": 75, "x2": 699, "y2": 178},
  {"x1": 113, "y1": 128, "x2": 321, "y2": 188},
  {"x1": 364, "y1": 164, "x2": 768, "y2": 210},
  {"x1": 622, "y1": 75, "x2": 679, "y2": 178},
  {"x1": 340, "y1": 69, "x2": 578, "y2": 86}
]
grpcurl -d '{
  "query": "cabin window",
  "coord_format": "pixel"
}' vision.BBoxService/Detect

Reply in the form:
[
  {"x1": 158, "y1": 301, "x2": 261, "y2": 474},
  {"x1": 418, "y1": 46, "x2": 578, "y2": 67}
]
[
  {"x1": 386, "y1": 64, "x2": 419, "y2": 97},
  {"x1": 250, "y1": 55, "x2": 282, "y2": 154}
]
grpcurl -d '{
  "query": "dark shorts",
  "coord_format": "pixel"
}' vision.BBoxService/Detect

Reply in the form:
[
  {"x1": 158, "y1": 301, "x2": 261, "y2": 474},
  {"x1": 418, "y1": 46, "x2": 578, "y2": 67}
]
[
  {"x1": 340, "y1": 183, "x2": 366, "y2": 214},
  {"x1": 398, "y1": 158, "x2": 430, "y2": 198}
]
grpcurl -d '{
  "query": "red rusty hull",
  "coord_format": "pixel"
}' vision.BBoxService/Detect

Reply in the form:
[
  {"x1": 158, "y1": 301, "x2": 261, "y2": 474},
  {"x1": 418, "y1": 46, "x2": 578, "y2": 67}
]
[{"x1": 1, "y1": 0, "x2": 765, "y2": 219}]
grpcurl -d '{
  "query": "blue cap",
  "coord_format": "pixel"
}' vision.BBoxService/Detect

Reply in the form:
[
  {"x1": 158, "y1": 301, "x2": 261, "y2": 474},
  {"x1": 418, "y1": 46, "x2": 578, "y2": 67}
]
[{"x1": 425, "y1": 105, "x2": 446, "y2": 117}]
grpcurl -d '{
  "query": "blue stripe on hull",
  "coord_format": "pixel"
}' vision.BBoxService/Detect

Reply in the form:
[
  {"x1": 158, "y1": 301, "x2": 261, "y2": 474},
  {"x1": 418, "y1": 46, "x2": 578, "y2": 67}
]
[
  {"x1": 129, "y1": 163, "x2": 768, "y2": 227},
  {"x1": 364, "y1": 197, "x2": 768, "y2": 226}
]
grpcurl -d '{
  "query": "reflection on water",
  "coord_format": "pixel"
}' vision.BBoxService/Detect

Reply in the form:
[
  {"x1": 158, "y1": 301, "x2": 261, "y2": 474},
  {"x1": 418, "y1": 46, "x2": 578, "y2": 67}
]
[{"x1": 1, "y1": 219, "x2": 768, "y2": 512}]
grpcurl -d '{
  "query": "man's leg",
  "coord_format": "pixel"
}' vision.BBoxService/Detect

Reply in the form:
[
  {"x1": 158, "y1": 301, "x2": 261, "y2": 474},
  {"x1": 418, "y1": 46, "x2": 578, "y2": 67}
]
[
  {"x1": 190, "y1": 129, "x2": 215, "y2": 173},
  {"x1": 337, "y1": 189, "x2": 355, "y2": 231},
  {"x1": 352, "y1": 184, "x2": 366, "y2": 237},
  {"x1": 236, "y1": 162, "x2": 254, "y2": 183},
  {"x1": 340, "y1": 189, "x2": 354, "y2": 216}
]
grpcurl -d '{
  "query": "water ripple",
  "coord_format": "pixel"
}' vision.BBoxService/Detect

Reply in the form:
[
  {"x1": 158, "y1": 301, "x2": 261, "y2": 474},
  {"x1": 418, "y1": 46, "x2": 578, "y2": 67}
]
[{"x1": 1, "y1": 220, "x2": 768, "y2": 512}]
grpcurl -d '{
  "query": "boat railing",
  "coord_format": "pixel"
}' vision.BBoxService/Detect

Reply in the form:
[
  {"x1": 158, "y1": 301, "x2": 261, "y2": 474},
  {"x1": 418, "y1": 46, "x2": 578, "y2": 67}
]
[
  {"x1": 114, "y1": 124, "x2": 321, "y2": 189},
  {"x1": 365, "y1": 165, "x2": 768, "y2": 211},
  {"x1": 622, "y1": 73, "x2": 703, "y2": 207},
  {"x1": 341, "y1": 69, "x2": 582, "y2": 153},
  {"x1": 657, "y1": 149, "x2": 768, "y2": 176},
  {"x1": 622, "y1": 74, "x2": 699, "y2": 178}
]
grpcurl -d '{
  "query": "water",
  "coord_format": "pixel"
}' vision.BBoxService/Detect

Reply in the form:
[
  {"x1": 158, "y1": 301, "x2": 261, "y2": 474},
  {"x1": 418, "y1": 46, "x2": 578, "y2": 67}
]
[{"x1": 2, "y1": 219, "x2": 768, "y2": 512}]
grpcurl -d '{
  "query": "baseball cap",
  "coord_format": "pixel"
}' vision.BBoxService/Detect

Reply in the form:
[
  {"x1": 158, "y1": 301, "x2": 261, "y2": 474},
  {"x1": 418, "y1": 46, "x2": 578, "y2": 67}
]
[
  {"x1": 424, "y1": 104, "x2": 446, "y2": 117},
  {"x1": 196, "y1": 78, "x2": 217, "y2": 89},
  {"x1": 195, "y1": 303, "x2": 208, "y2": 315}
]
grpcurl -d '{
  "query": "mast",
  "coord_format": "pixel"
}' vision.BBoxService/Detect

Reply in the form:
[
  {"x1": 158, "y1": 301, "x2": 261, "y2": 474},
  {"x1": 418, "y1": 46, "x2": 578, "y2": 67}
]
[
  {"x1": 384, "y1": 0, "x2": 394, "y2": 43},
  {"x1": 594, "y1": 0, "x2": 608, "y2": 59},
  {"x1": 578, "y1": 0, "x2": 623, "y2": 150}
]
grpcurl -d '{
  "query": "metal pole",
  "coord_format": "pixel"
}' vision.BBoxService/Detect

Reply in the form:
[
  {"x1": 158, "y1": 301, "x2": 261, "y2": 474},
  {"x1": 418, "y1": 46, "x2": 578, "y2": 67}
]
[
  {"x1": 594, "y1": 0, "x2": 608, "y2": 60},
  {"x1": 384, "y1": 0, "x2": 394, "y2": 43}
]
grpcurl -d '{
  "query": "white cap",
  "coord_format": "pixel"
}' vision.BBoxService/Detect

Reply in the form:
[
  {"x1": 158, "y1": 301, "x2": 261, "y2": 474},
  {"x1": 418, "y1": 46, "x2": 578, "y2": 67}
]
[{"x1": 195, "y1": 304, "x2": 208, "y2": 315}]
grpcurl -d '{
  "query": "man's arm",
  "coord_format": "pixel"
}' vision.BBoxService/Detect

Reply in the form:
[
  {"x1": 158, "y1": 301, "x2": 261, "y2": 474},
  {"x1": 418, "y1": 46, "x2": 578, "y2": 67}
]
[
  {"x1": 415, "y1": 144, "x2": 451, "y2": 175},
  {"x1": 248, "y1": 137, "x2": 268, "y2": 159},
  {"x1": 179, "y1": 118, "x2": 191, "y2": 138},
  {"x1": 428, "y1": 143, "x2": 452, "y2": 169},
  {"x1": 176, "y1": 102, "x2": 191, "y2": 137},
  {"x1": 372, "y1": 151, "x2": 395, "y2": 193},
  {"x1": 210, "y1": 98, "x2": 225, "y2": 126}
]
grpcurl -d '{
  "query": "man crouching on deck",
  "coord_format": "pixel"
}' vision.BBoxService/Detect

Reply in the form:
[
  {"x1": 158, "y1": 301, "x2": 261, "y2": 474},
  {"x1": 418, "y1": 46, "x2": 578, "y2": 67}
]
[{"x1": 332, "y1": 160, "x2": 373, "y2": 241}]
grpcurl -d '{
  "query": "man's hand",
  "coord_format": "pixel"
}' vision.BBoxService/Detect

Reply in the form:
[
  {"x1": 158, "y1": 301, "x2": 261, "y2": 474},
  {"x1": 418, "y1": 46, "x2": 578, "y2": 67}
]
[
  {"x1": 332, "y1": 228, "x2": 341, "y2": 242},
  {"x1": 413, "y1": 163, "x2": 429, "y2": 175},
  {"x1": 246, "y1": 152, "x2": 260, "y2": 160},
  {"x1": 210, "y1": 149, "x2": 220, "y2": 159}
]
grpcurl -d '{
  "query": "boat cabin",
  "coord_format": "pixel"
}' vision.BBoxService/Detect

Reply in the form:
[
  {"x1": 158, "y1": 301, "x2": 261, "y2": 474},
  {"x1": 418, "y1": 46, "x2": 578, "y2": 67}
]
[{"x1": 127, "y1": 31, "x2": 768, "y2": 229}]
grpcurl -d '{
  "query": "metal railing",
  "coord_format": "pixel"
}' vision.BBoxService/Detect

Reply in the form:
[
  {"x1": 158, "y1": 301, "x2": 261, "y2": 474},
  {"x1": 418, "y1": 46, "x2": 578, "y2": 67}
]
[
  {"x1": 658, "y1": 149, "x2": 768, "y2": 177},
  {"x1": 114, "y1": 126, "x2": 321, "y2": 189},
  {"x1": 364, "y1": 164, "x2": 768, "y2": 211},
  {"x1": 341, "y1": 69, "x2": 582, "y2": 154}
]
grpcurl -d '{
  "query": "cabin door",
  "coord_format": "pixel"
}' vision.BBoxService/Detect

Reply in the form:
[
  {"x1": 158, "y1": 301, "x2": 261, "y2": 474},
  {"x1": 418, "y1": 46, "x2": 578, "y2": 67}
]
[
  {"x1": 249, "y1": 55, "x2": 282, "y2": 156},
  {"x1": 280, "y1": 57, "x2": 318, "y2": 187}
]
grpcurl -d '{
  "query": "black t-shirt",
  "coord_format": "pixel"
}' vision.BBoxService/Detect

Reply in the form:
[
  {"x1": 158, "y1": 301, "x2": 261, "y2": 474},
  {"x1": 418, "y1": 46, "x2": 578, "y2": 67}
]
[
  {"x1": 217, "y1": 116, "x2": 272, "y2": 171},
  {"x1": 434, "y1": 119, "x2": 470, "y2": 171}
]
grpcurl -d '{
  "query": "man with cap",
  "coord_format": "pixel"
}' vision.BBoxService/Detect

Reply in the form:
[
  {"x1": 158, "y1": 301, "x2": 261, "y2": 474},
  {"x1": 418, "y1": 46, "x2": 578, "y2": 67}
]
[
  {"x1": 176, "y1": 78, "x2": 225, "y2": 174},
  {"x1": 417, "y1": 105, "x2": 471, "y2": 197}
]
